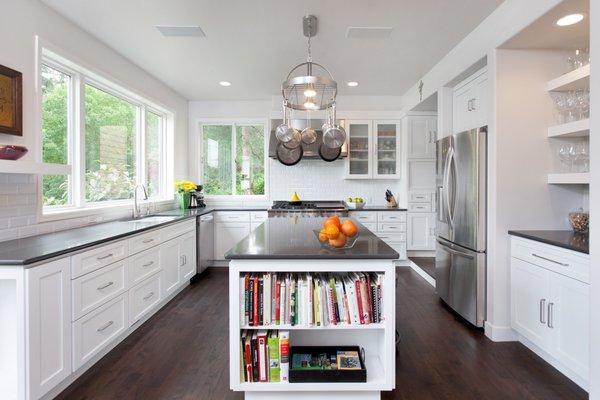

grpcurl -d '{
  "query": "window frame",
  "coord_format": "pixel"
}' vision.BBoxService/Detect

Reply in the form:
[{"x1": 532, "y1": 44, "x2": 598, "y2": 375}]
[
  {"x1": 38, "y1": 44, "x2": 174, "y2": 219},
  {"x1": 196, "y1": 119, "x2": 269, "y2": 200}
]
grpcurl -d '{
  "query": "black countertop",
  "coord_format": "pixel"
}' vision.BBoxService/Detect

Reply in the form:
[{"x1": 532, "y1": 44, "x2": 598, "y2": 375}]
[
  {"x1": 348, "y1": 206, "x2": 407, "y2": 211},
  {"x1": 225, "y1": 217, "x2": 399, "y2": 260},
  {"x1": 509, "y1": 230, "x2": 589, "y2": 254}
]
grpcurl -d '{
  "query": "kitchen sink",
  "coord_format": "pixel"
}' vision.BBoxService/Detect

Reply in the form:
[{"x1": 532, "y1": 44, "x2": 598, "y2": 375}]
[{"x1": 125, "y1": 215, "x2": 179, "y2": 224}]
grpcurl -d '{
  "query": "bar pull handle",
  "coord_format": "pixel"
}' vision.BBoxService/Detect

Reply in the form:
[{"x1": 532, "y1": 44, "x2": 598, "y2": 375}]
[
  {"x1": 531, "y1": 253, "x2": 569, "y2": 267},
  {"x1": 539, "y1": 299, "x2": 546, "y2": 324},
  {"x1": 97, "y1": 320, "x2": 114, "y2": 332},
  {"x1": 97, "y1": 253, "x2": 114, "y2": 261},
  {"x1": 143, "y1": 292, "x2": 155, "y2": 301},
  {"x1": 97, "y1": 281, "x2": 114, "y2": 290},
  {"x1": 143, "y1": 261, "x2": 154, "y2": 267},
  {"x1": 142, "y1": 238, "x2": 155, "y2": 244},
  {"x1": 547, "y1": 302, "x2": 554, "y2": 328}
]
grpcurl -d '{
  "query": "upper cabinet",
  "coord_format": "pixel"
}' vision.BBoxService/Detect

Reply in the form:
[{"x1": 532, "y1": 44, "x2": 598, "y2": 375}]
[
  {"x1": 453, "y1": 68, "x2": 488, "y2": 134},
  {"x1": 406, "y1": 116, "x2": 436, "y2": 159},
  {"x1": 346, "y1": 120, "x2": 401, "y2": 179}
]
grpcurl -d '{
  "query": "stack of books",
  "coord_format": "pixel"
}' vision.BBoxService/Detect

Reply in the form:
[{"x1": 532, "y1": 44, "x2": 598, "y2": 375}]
[
  {"x1": 239, "y1": 272, "x2": 384, "y2": 327},
  {"x1": 240, "y1": 330, "x2": 290, "y2": 383}
]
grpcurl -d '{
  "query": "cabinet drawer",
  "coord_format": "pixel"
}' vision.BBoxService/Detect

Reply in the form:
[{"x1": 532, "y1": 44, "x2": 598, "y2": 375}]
[
  {"x1": 361, "y1": 222, "x2": 377, "y2": 232},
  {"x1": 215, "y1": 212, "x2": 250, "y2": 222},
  {"x1": 377, "y1": 212, "x2": 406, "y2": 222},
  {"x1": 375, "y1": 232, "x2": 406, "y2": 243},
  {"x1": 73, "y1": 294, "x2": 128, "y2": 370},
  {"x1": 409, "y1": 193, "x2": 432, "y2": 203},
  {"x1": 250, "y1": 211, "x2": 268, "y2": 222},
  {"x1": 161, "y1": 219, "x2": 196, "y2": 242},
  {"x1": 72, "y1": 261, "x2": 127, "y2": 320},
  {"x1": 129, "y1": 230, "x2": 161, "y2": 255},
  {"x1": 130, "y1": 248, "x2": 161, "y2": 285},
  {"x1": 511, "y1": 237, "x2": 589, "y2": 283},
  {"x1": 378, "y1": 222, "x2": 407, "y2": 233},
  {"x1": 349, "y1": 211, "x2": 377, "y2": 223},
  {"x1": 71, "y1": 241, "x2": 128, "y2": 279},
  {"x1": 129, "y1": 273, "x2": 161, "y2": 324},
  {"x1": 408, "y1": 203, "x2": 432, "y2": 213}
]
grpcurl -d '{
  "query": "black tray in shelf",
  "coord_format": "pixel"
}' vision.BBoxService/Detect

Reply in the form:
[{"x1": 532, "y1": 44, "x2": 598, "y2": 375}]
[{"x1": 289, "y1": 346, "x2": 367, "y2": 383}]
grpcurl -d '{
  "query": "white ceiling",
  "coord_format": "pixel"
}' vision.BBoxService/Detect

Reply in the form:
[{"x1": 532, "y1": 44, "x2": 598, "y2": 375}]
[{"x1": 41, "y1": 0, "x2": 504, "y2": 101}]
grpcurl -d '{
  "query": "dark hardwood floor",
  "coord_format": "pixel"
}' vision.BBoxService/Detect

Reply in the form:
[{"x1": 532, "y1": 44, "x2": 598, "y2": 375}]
[
  {"x1": 409, "y1": 256, "x2": 436, "y2": 279},
  {"x1": 56, "y1": 268, "x2": 587, "y2": 400}
]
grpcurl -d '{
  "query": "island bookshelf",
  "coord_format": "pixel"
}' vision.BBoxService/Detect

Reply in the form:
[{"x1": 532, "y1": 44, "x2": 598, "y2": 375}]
[{"x1": 229, "y1": 259, "x2": 396, "y2": 400}]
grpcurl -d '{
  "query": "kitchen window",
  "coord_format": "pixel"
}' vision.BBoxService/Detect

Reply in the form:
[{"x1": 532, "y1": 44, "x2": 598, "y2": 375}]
[
  {"x1": 40, "y1": 49, "x2": 173, "y2": 215},
  {"x1": 200, "y1": 123, "x2": 266, "y2": 197}
]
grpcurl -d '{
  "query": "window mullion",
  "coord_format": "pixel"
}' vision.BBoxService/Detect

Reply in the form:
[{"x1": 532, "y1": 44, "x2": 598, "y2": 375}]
[
  {"x1": 231, "y1": 124, "x2": 236, "y2": 195},
  {"x1": 138, "y1": 106, "x2": 145, "y2": 189},
  {"x1": 74, "y1": 74, "x2": 86, "y2": 207}
]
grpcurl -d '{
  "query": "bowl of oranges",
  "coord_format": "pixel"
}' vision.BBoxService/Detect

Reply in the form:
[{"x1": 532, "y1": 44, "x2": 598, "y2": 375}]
[{"x1": 315, "y1": 215, "x2": 359, "y2": 249}]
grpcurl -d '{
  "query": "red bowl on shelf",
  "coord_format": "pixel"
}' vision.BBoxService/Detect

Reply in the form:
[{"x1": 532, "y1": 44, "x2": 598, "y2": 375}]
[{"x1": 0, "y1": 145, "x2": 28, "y2": 160}]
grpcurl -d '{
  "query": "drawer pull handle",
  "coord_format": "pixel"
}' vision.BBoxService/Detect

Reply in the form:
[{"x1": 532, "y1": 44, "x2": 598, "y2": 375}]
[
  {"x1": 547, "y1": 303, "x2": 554, "y2": 328},
  {"x1": 539, "y1": 299, "x2": 546, "y2": 324},
  {"x1": 531, "y1": 253, "x2": 569, "y2": 267},
  {"x1": 142, "y1": 238, "x2": 154, "y2": 244},
  {"x1": 143, "y1": 261, "x2": 154, "y2": 267},
  {"x1": 97, "y1": 253, "x2": 114, "y2": 261},
  {"x1": 143, "y1": 292, "x2": 155, "y2": 300},
  {"x1": 97, "y1": 281, "x2": 114, "y2": 290},
  {"x1": 97, "y1": 320, "x2": 114, "y2": 332}
]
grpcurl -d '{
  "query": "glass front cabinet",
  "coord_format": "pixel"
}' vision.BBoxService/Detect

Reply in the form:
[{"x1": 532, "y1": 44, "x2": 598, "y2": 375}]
[{"x1": 345, "y1": 120, "x2": 401, "y2": 179}]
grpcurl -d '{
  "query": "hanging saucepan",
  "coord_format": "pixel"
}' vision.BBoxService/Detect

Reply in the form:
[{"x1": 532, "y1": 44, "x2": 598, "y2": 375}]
[
  {"x1": 275, "y1": 103, "x2": 295, "y2": 143},
  {"x1": 282, "y1": 128, "x2": 302, "y2": 149},
  {"x1": 323, "y1": 103, "x2": 347, "y2": 148},
  {"x1": 318, "y1": 143, "x2": 341, "y2": 162},
  {"x1": 301, "y1": 127, "x2": 317, "y2": 145},
  {"x1": 276, "y1": 141, "x2": 303, "y2": 166}
]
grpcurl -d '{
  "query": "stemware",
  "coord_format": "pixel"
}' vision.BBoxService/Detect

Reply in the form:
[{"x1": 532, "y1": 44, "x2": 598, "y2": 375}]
[{"x1": 558, "y1": 145, "x2": 570, "y2": 172}]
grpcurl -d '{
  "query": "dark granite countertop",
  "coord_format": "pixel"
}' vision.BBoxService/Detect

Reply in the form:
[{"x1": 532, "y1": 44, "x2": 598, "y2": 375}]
[
  {"x1": 348, "y1": 205, "x2": 407, "y2": 211},
  {"x1": 225, "y1": 217, "x2": 399, "y2": 260},
  {"x1": 509, "y1": 230, "x2": 589, "y2": 254}
]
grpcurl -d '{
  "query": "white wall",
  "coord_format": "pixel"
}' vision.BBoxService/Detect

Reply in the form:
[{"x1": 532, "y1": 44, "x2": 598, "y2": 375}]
[
  {"x1": 589, "y1": 1, "x2": 599, "y2": 398},
  {"x1": 0, "y1": 0, "x2": 188, "y2": 241},
  {"x1": 188, "y1": 96, "x2": 407, "y2": 206}
]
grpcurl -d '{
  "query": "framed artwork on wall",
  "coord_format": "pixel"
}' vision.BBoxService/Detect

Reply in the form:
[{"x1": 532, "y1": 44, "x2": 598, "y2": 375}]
[{"x1": 0, "y1": 64, "x2": 23, "y2": 136}]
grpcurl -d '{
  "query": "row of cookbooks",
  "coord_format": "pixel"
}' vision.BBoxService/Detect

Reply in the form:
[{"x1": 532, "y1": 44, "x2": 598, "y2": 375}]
[
  {"x1": 240, "y1": 330, "x2": 290, "y2": 383},
  {"x1": 239, "y1": 272, "x2": 384, "y2": 327}
]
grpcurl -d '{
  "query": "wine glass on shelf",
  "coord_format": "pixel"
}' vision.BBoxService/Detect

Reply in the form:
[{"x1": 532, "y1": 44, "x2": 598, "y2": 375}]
[
  {"x1": 574, "y1": 142, "x2": 589, "y2": 173},
  {"x1": 558, "y1": 145, "x2": 570, "y2": 172}
]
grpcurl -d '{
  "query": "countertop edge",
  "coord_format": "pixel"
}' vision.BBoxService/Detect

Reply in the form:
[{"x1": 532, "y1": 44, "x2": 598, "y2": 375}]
[{"x1": 508, "y1": 230, "x2": 589, "y2": 255}]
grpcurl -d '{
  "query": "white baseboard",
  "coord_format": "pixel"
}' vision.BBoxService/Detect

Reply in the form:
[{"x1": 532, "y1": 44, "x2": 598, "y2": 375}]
[
  {"x1": 407, "y1": 260, "x2": 435, "y2": 288},
  {"x1": 483, "y1": 321, "x2": 517, "y2": 342}
]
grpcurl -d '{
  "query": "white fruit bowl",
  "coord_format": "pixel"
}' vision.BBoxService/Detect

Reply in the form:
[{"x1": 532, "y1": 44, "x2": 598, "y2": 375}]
[{"x1": 346, "y1": 201, "x2": 365, "y2": 209}]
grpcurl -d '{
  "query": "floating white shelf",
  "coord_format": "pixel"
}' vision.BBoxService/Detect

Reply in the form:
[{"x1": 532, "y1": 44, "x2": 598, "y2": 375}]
[
  {"x1": 240, "y1": 323, "x2": 386, "y2": 330},
  {"x1": 547, "y1": 119, "x2": 590, "y2": 138},
  {"x1": 547, "y1": 173, "x2": 589, "y2": 185},
  {"x1": 547, "y1": 64, "x2": 590, "y2": 92},
  {"x1": 0, "y1": 160, "x2": 71, "y2": 175}
]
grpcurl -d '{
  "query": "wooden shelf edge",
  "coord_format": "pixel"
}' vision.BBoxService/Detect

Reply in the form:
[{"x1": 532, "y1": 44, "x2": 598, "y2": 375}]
[
  {"x1": 547, "y1": 64, "x2": 590, "y2": 92},
  {"x1": 548, "y1": 119, "x2": 590, "y2": 138},
  {"x1": 0, "y1": 160, "x2": 71, "y2": 175},
  {"x1": 547, "y1": 173, "x2": 589, "y2": 184}
]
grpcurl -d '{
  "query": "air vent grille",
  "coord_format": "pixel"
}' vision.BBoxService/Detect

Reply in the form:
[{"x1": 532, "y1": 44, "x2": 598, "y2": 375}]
[
  {"x1": 155, "y1": 25, "x2": 206, "y2": 37},
  {"x1": 346, "y1": 26, "x2": 393, "y2": 39}
]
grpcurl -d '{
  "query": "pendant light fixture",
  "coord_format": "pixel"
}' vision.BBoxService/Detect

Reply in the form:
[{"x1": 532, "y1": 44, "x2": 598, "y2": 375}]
[{"x1": 276, "y1": 15, "x2": 346, "y2": 164}]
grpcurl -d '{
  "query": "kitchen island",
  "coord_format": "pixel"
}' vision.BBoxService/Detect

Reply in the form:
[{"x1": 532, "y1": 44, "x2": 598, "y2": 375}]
[{"x1": 225, "y1": 217, "x2": 398, "y2": 400}]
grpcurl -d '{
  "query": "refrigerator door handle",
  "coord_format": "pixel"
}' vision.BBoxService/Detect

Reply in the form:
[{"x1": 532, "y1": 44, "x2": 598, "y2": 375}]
[
  {"x1": 449, "y1": 149, "x2": 458, "y2": 225},
  {"x1": 443, "y1": 147, "x2": 454, "y2": 227},
  {"x1": 436, "y1": 240, "x2": 474, "y2": 259}
]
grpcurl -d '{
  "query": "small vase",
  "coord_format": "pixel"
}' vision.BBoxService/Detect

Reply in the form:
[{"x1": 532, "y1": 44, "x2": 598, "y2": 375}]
[{"x1": 179, "y1": 192, "x2": 191, "y2": 210}]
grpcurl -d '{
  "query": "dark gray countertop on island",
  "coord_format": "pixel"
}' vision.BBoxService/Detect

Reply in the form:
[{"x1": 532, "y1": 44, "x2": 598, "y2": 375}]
[
  {"x1": 509, "y1": 230, "x2": 589, "y2": 254},
  {"x1": 225, "y1": 217, "x2": 399, "y2": 260}
]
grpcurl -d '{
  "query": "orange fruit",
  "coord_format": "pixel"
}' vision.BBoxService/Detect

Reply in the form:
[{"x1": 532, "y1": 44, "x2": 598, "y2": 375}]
[
  {"x1": 324, "y1": 224, "x2": 340, "y2": 239},
  {"x1": 329, "y1": 233, "x2": 347, "y2": 248},
  {"x1": 341, "y1": 219, "x2": 358, "y2": 237},
  {"x1": 318, "y1": 229, "x2": 329, "y2": 242},
  {"x1": 323, "y1": 216, "x2": 341, "y2": 229}
]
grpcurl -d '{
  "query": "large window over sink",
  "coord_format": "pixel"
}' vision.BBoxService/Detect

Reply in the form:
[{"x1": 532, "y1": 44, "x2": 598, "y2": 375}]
[{"x1": 200, "y1": 122, "x2": 266, "y2": 197}]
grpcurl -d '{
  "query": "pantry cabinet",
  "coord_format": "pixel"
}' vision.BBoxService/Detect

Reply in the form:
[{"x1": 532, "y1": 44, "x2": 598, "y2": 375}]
[
  {"x1": 345, "y1": 120, "x2": 401, "y2": 179},
  {"x1": 453, "y1": 68, "x2": 488, "y2": 134},
  {"x1": 406, "y1": 116, "x2": 436, "y2": 159},
  {"x1": 406, "y1": 213, "x2": 435, "y2": 251}
]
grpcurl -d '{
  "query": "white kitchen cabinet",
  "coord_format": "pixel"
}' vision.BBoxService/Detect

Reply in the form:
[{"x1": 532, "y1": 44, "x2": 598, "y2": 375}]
[
  {"x1": 406, "y1": 116, "x2": 436, "y2": 159},
  {"x1": 406, "y1": 213, "x2": 435, "y2": 251},
  {"x1": 26, "y1": 258, "x2": 72, "y2": 400},
  {"x1": 214, "y1": 221, "x2": 252, "y2": 260},
  {"x1": 160, "y1": 238, "x2": 181, "y2": 297},
  {"x1": 349, "y1": 211, "x2": 407, "y2": 260},
  {"x1": 179, "y1": 231, "x2": 197, "y2": 282},
  {"x1": 346, "y1": 120, "x2": 373, "y2": 179},
  {"x1": 408, "y1": 159, "x2": 436, "y2": 190},
  {"x1": 510, "y1": 236, "x2": 589, "y2": 388},
  {"x1": 129, "y1": 272, "x2": 162, "y2": 324},
  {"x1": 374, "y1": 121, "x2": 401, "y2": 179},
  {"x1": 452, "y1": 68, "x2": 487, "y2": 134},
  {"x1": 250, "y1": 211, "x2": 268, "y2": 230}
]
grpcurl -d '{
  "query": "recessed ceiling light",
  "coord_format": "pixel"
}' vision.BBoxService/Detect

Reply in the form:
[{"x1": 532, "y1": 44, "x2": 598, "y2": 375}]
[
  {"x1": 347, "y1": 81, "x2": 359, "y2": 87},
  {"x1": 219, "y1": 81, "x2": 231, "y2": 87},
  {"x1": 556, "y1": 13, "x2": 584, "y2": 26},
  {"x1": 155, "y1": 25, "x2": 206, "y2": 37}
]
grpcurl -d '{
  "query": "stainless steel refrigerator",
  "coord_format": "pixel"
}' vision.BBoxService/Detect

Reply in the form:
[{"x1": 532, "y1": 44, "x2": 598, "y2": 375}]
[{"x1": 435, "y1": 126, "x2": 487, "y2": 327}]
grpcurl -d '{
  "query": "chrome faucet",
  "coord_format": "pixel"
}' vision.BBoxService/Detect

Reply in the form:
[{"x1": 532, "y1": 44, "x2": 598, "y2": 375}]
[{"x1": 133, "y1": 184, "x2": 149, "y2": 218}]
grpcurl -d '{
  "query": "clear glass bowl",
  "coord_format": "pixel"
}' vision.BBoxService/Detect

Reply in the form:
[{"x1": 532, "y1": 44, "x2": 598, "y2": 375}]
[
  {"x1": 313, "y1": 230, "x2": 359, "y2": 249},
  {"x1": 568, "y1": 211, "x2": 589, "y2": 233}
]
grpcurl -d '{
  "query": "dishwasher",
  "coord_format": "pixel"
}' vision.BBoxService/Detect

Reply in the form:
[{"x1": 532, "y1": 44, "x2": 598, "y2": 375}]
[{"x1": 197, "y1": 213, "x2": 214, "y2": 275}]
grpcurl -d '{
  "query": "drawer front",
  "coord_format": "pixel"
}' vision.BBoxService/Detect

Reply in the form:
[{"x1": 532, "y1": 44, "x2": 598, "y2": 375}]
[
  {"x1": 73, "y1": 294, "x2": 128, "y2": 370},
  {"x1": 214, "y1": 211, "x2": 250, "y2": 223},
  {"x1": 408, "y1": 203, "x2": 432, "y2": 213},
  {"x1": 161, "y1": 219, "x2": 196, "y2": 242},
  {"x1": 129, "y1": 273, "x2": 161, "y2": 324},
  {"x1": 377, "y1": 212, "x2": 407, "y2": 222},
  {"x1": 349, "y1": 211, "x2": 377, "y2": 223},
  {"x1": 361, "y1": 222, "x2": 377, "y2": 232},
  {"x1": 409, "y1": 193, "x2": 432, "y2": 203},
  {"x1": 378, "y1": 222, "x2": 407, "y2": 233},
  {"x1": 71, "y1": 241, "x2": 128, "y2": 279},
  {"x1": 250, "y1": 211, "x2": 268, "y2": 222},
  {"x1": 511, "y1": 237, "x2": 590, "y2": 283},
  {"x1": 376, "y1": 235, "x2": 406, "y2": 260},
  {"x1": 375, "y1": 232, "x2": 406, "y2": 243},
  {"x1": 130, "y1": 248, "x2": 161, "y2": 285},
  {"x1": 72, "y1": 261, "x2": 127, "y2": 320},
  {"x1": 129, "y1": 230, "x2": 161, "y2": 255}
]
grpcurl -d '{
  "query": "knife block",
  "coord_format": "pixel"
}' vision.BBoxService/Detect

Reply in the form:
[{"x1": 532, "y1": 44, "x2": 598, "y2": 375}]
[{"x1": 386, "y1": 196, "x2": 398, "y2": 208}]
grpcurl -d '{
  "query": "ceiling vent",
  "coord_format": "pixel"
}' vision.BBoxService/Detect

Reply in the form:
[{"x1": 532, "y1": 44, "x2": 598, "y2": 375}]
[
  {"x1": 346, "y1": 26, "x2": 393, "y2": 39},
  {"x1": 155, "y1": 25, "x2": 206, "y2": 37}
]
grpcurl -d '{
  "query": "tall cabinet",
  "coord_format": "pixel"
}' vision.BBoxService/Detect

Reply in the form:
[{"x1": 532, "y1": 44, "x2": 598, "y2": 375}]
[
  {"x1": 404, "y1": 114, "x2": 437, "y2": 251},
  {"x1": 346, "y1": 120, "x2": 401, "y2": 179}
]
